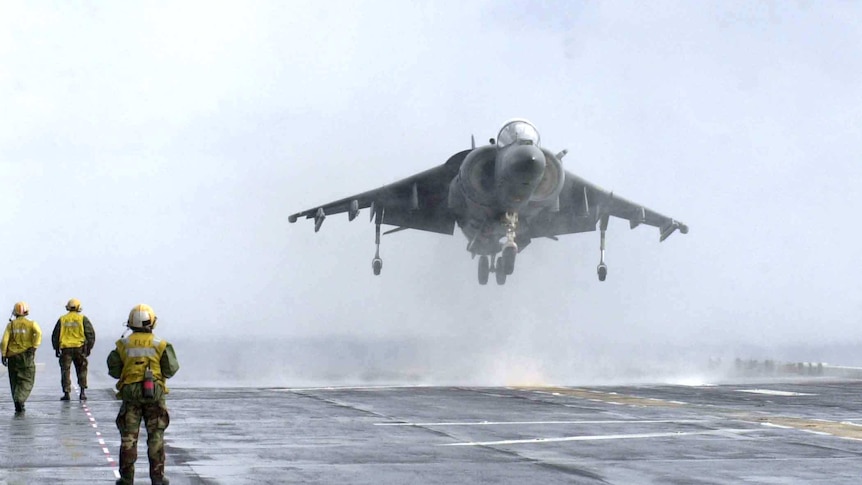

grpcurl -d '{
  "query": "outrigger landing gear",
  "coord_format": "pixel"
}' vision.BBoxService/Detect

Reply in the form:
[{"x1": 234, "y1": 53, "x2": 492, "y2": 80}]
[
  {"x1": 597, "y1": 215, "x2": 609, "y2": 281},
  {"x1": 372, "y1": 208, "x2": 383, "y2": 275},
  {"x1": 501, "y1": 211, "x2": 518, "y2": 276}
]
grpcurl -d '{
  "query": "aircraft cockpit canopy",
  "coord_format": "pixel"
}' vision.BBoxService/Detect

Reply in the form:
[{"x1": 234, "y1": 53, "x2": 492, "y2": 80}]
[{"x1": 496, "y1": 120, "x2": 540, "y2": 148}]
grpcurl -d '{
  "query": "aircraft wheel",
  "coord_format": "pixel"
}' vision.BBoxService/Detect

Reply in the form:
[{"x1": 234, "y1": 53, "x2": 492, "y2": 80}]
[
  {"x1": 495, "y1": 264, "x2": 507, "y2": 285},
  {"x1": 597, "y1": 263, "x2": 607, "y2": 282},
  {"x1": 478, "y1": 255, "x2": 490, "y2": 285},
  {"x1": 502, "y1": 245, "x2": 517, "y2": 275},
  {"x1": 372, "y1": 258, "x2": 383, "y2": 276}
]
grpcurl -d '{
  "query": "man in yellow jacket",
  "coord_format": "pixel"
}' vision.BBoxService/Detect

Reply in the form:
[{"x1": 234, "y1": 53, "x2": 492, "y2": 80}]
[
  {"x1": 108, "y1": 304, "x2": 179, "y2": 485},
  {"x1": 52, "y1": 298, "x2": 96, "y2": 401},
  {"x1": 1, "y1": 301, "x2": 42, "y2": 414}
]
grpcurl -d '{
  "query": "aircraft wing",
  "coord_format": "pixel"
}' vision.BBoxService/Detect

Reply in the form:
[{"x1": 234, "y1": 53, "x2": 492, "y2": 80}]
[
  {"x1": 288, "y1": 150, "x2": 470, "y2": 235},
  {"x1": 530, "y1": 170, "x2": 689, "y2": 241}
]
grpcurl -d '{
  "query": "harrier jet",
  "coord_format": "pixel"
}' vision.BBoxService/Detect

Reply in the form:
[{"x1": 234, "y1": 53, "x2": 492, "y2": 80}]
[{"x1": 289, "y1": 119, "x2": 688, "y2": 285}]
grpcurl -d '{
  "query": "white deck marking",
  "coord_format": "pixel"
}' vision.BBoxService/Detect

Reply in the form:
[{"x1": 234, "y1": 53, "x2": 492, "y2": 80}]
[
  {"x1": 736, "y1": 389, "x2": 816, "y2": 396},
  {"x1": 443, "y1": 429, "x2": 757, "y2": 446},
  {"x1": 762, "y1": 423, "x2": 794, "y2": 429},
  {"x1": 377, "y1": 419, "x2": 713, "y2": 427},
  {"x1": 76, "y1": 385, "x2": 119, "y2": 479},
  {"x1": 273, "y1": 385, "x2": 422, "y2": 392}
]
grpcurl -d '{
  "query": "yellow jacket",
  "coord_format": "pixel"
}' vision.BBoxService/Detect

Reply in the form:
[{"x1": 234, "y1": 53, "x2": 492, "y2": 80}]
[
  {"x1": 2, "y1": 317, "x2": 42, "y2": 357},
  {"x1": 53, "y1": 311, "x2": 95, "y2": 349},
  {"x1": 113, "y1": 332, "x2": 169, "y2": 391}
]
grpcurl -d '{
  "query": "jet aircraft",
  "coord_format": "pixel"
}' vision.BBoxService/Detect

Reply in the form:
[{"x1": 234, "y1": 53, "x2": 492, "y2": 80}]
[{"x1": 289, "y1": 119, "x2": 688, "y2": 285}]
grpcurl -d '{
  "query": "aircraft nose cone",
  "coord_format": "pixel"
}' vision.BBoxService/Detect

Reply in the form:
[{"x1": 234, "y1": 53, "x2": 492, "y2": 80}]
[
  {"x1": 508, "y1": 145, "x2": 546, "y2": 178},
  {"x1": 497, "y1": 144, "x2": 548, "y2": 209}
]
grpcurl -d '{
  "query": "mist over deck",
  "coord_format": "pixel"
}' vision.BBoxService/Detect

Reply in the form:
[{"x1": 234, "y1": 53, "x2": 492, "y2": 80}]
[{"x1": 5, "y1": 346, "x2": 862, "y2": 483}]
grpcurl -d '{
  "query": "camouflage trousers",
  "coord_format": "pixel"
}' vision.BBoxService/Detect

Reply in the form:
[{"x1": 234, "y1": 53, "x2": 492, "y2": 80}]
[
  {"x1": 6, "y1": 351, "x2": 36, "y2": 405},
  {"x1": 58, "y1": 346, "x2": 88, "y2": 393},
  {"x1": 115, "y1": 387, "x2": 170, "y2": 484}
]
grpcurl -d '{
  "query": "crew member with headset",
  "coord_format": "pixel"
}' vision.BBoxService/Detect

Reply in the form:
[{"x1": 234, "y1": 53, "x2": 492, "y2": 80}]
[
  {"x1": 108, "y1": 303, "x2": 179, "y2": 485},
  {"x1": 52, "y1": 298, "x2": 96, "y2": 401},
  {"x1": 1, "y1": 301, "x2": 42, "y2": 414}
]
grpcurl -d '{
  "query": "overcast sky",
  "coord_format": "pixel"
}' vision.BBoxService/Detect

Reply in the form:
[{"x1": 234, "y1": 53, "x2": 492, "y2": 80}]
[{"x1": 2, "y1": 1, "x2": 861, "y2": 384}]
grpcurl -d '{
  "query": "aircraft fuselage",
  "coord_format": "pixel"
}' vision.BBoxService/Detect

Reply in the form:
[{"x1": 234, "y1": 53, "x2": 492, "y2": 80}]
[{"x1": 448, "y1": 122, "x2": 565, "y2": 258}]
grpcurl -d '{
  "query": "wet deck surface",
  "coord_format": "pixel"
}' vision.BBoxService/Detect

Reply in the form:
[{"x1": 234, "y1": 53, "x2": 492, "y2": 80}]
[{"x1": 3, "y1": 372, "x2": 862, "y2": 484}]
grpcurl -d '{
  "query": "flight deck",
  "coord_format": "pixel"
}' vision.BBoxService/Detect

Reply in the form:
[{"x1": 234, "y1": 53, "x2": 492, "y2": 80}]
[{"x1": 3, "y1": 372, "x2": 862, "y2": 484}]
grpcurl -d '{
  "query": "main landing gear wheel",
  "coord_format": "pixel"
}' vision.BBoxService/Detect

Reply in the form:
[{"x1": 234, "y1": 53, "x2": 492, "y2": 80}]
[
  {"x1": 501, "y1": 244, "x2": 517, "y2": 275},
  {"x1": 495, "y1": 258, "x2": 507, "y2": 285},
  {"x1": 478, "y1": 255, "x2": 490, "y2": 285},
  {"x1": 597, "y1": 263, "x2": 607, "y2": 282}
]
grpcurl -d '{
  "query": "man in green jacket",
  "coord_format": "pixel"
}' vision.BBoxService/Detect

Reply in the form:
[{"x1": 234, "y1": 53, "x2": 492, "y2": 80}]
[
  {"x1": 107, "y1": 304, "x2": 179, "y2": 485},
  {"x1": 1, "y1": 301, "x2": 42, "y2": 414},
  {"x1": 52, "y1": 298, "x2": 96, "y2": 401}
]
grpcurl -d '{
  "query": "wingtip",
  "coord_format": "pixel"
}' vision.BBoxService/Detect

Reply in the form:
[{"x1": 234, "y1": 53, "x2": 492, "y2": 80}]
[{"x1": 659, "y1": 221, "x2": 688, "y2": 242}]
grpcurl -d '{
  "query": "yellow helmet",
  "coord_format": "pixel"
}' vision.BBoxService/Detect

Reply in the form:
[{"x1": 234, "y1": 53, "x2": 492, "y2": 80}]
[
  {"x1": 66, "y1": 298, "x2": 82, "y2": 312},
  {"x1": 12, "y1": 301, "x2": 29, "y2": 317},
  {"x1": 127, "y1": 303, "x2": 157, "y2": 330}
]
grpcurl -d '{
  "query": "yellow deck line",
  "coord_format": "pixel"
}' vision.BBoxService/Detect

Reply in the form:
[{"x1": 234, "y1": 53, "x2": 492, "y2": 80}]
[{"x1": 515, "y1": 386, "x2": 862, "y2": 441}]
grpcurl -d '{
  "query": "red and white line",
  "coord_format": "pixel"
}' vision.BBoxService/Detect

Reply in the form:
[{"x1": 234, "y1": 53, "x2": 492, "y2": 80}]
[{"x1": 75, "y1": 385, "x2": 120, "y2": 479}]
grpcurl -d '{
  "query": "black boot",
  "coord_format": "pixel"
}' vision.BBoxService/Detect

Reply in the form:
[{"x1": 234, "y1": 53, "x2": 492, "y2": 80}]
[
  {"x1": 14, "y1": 402, "x2": 24, "y2": 413},
  {"x1": 79, "y1": 389, "x2": 87, "y2": 401},
  {"x1": 116, "y1": 466, "x2": 134, "y2": 484},
  {"x1": 152, "y1": 477, "x2": 170, "y2": 485},
  {"x1": 60, "y1": 392, "x2": 71, "y2": 401}
]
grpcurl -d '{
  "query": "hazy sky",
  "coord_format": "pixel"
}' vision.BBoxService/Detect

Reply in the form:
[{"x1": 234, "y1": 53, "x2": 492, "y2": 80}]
[{"x1": 2, "y1": 1, "x2": 861, "y2": 382}]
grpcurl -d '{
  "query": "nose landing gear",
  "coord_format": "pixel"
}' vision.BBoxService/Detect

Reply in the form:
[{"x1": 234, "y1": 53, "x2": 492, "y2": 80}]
[{"x1": 501, "y1": 211, "x2": 519, "y2": 276}]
